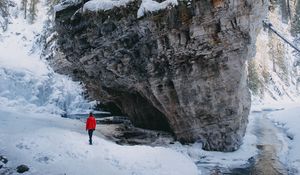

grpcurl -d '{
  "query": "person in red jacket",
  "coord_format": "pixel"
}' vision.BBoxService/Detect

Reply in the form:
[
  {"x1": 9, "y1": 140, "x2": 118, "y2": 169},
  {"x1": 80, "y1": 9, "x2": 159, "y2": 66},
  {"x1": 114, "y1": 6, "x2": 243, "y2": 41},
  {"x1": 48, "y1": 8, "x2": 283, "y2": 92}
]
[{"x1": 86, "y1": 112, "x2": 96, "y2": 145}]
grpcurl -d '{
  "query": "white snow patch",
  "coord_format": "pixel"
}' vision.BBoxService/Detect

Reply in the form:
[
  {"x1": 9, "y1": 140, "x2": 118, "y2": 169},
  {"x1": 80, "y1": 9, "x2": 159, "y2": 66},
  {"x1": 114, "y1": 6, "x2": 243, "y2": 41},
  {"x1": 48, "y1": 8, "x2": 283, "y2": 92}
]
[
  {"x1": 137, "y1": 0, "x2": 178, "y2": 18},
  {"x1": 82, "y1": 0, "x2": 178, "y2": 18},
  {"x1": 83, "y1": 0, "x2": 134, "y2": 12}
]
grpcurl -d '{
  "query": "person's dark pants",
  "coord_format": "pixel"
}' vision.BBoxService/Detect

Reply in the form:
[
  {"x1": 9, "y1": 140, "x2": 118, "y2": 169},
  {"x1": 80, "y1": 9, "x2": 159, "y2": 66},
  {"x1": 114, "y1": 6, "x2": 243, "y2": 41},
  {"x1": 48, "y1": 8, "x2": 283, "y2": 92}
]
[{"x1": 88, "y1": 129, "x2": 94, "y2": 145}]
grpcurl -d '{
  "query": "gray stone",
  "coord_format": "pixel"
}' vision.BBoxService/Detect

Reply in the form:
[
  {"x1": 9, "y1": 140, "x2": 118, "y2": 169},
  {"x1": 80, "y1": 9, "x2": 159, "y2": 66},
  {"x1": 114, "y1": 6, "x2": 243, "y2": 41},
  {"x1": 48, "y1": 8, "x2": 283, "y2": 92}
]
[
  {"x1": 51, "y1": 0, "x2": 267, "y2": 151},
  {"x1": 0, "y1": 155, "x2": 8, "y2": 164},
  {"x1": 16, "y1": 164, "x2": 29, "y2": 173}
]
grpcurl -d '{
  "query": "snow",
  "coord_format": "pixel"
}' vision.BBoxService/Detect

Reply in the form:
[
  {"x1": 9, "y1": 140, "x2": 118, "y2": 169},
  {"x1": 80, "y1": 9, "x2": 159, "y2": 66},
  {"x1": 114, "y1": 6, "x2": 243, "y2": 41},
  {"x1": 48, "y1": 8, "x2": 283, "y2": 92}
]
[
  {"x1": 137, "y1": 0, "x2": 178, "y2": 18},
  {"x1": 0, "y1": 0, "x2": 94, "y2": 115},
  {"x1": 267, "y1": 104, "x2": 300, "y2": 173},
  {"x1": 0, "y1": 2, "x2": 48, "y2": 76},
  {"x1": 81, "y1": 0, "x2": 178, "y2": 18},
  {"x1": 0, "y1": 108, "x2": 198, "y2": 175},
  {"x1": 83, "y1": 0, "x2": 134, "y2": 12}
]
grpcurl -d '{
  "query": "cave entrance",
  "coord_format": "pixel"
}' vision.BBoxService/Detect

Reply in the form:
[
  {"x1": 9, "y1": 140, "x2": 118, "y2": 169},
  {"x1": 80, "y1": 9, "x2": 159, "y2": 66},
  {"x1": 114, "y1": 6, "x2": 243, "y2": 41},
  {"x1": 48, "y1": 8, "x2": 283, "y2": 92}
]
[{"x1": 100, "y1": 89, "x2": 173, "y2": 133}]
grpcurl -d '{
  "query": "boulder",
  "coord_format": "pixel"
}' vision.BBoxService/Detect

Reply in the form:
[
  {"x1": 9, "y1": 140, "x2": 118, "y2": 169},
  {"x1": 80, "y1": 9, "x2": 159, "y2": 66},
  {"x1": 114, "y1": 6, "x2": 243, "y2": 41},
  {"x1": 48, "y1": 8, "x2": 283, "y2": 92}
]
[
  {"x1": 16, "y1": 164, "x2": 29, "y2": 173},
  {"x1": 0, "y1": 155, "x2": 8, "y2": 164}
]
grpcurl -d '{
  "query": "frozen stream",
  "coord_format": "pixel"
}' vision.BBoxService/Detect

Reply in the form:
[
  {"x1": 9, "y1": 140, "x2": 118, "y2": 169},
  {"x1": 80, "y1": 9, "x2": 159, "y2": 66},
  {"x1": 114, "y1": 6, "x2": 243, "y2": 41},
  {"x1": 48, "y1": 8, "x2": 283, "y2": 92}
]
[
  {"x1": 228, "y1": 111, "x2": 290, "y2": 175},
  {"x1": 197, "y1": 111, "x2": 291, "y2": 175},
  {"x1": 250, "y1": 112, "x2": 288, "y2": 174}
]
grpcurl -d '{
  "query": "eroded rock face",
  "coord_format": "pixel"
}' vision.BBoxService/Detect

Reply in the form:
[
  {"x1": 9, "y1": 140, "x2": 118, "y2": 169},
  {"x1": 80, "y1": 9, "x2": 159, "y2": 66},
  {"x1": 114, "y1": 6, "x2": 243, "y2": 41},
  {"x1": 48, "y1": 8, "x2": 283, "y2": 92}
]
[{"x1": 53, "y1": 0, "x2": 267, "y2": 151}]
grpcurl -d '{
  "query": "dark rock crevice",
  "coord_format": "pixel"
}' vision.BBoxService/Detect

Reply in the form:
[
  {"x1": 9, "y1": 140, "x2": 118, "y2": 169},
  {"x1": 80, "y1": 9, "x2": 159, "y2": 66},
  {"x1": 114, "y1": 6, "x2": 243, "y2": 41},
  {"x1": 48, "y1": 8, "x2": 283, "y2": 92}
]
[
  {"x1": 101, "y1": 87, "x2": 173, "y2": 132},
  {"x1": 51, "y1": 0, "x2": 267, "y2": 151}
]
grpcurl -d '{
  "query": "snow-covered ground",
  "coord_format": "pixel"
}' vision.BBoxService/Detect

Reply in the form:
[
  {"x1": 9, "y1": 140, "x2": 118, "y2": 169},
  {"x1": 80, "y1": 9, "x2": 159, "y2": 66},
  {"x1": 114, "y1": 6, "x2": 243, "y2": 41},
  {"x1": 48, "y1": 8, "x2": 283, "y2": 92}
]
[
  {"x1": 3, "y1": 98, "x2": 300, "y2": 175},
  {"x1": 0, "y1": 107, "x2": 198, "y2": 175}
]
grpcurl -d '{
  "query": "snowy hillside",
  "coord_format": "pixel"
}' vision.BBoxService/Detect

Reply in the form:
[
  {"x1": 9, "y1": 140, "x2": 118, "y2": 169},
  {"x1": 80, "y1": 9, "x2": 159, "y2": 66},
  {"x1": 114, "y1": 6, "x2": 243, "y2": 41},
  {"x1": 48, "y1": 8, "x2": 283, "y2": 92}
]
[{"x1": 0, "y1": 0, "x2": 94, "y2": 115}]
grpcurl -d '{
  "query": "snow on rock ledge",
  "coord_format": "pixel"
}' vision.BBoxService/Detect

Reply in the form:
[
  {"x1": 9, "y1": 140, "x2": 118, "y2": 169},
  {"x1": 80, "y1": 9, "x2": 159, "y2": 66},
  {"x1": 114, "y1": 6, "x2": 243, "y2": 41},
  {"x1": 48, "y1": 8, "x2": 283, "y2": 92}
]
[
  {"x1": 81, "y1": 0, "x2": 178, "y2": 18},
  {"x1": 83, "y1": 0, "x2": 134, "y2": 12},
  {"x1": 137, "y1": 0, "x2": 178, "y2": 18},
  {"x1": 55, "y1": 0, "x2": 178, "y2": 18},
  {"x1": 54, "y1": 0, "x2": 82, "y2": 12}
]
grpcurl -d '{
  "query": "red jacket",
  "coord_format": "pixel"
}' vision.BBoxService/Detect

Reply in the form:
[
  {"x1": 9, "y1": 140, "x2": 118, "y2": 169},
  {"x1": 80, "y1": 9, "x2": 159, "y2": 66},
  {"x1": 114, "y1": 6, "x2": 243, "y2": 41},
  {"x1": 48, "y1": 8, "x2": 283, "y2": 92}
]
[{"x1": 86, "y1": 115, "x2": 96, "y2": 130}]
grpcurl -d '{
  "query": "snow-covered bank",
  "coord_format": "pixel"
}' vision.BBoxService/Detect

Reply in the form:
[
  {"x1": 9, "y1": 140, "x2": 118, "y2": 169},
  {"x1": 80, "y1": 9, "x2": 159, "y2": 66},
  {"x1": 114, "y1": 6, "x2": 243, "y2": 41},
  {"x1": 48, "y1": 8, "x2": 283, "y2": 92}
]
[
  {"x1": 0, "y1": 108, "x2": 198, "y2": 175},
  {"x1": 267, "y1": 105, "x2": 300, "y2": 174}
]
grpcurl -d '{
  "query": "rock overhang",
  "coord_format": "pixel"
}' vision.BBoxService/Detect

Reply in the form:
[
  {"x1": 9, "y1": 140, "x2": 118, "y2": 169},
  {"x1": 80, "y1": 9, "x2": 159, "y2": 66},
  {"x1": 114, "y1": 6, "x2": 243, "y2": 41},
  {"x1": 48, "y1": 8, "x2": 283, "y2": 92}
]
[{"x1": 52, "y1": 0, "x2": 268, "y2": 151}]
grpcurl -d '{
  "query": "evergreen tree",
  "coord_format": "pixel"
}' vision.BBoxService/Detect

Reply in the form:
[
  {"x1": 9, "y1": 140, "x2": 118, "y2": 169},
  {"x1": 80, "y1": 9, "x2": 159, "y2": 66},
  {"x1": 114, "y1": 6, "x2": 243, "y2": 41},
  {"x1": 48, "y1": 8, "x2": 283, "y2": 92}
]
[
  {"x1": 20, "y1": 0, "x2": 39, "y2": 23},
  {"x1": 21, "y1": 0, "x2": 28, "y2": 19},
  {"x1": 0, "y1": 0, "x2": 10, "y2": 31},
  {"x1": 28, "y1": 0, "x2": 39, "y2": 24}
]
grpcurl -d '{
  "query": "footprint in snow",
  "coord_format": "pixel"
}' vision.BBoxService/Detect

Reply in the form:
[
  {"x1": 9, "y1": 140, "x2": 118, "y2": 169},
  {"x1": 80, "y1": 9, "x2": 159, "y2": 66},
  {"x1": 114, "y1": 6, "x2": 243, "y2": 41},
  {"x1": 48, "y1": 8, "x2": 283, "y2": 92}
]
[
  {"x1": 16, "y1": 143, "x2": 30, "y2": 150},
  {"x1": 65, "y1": 151, "x2": 87, "y2": 159},
  {"x1": 35, "y1": 155, "x2": 54, "y2": 164}
]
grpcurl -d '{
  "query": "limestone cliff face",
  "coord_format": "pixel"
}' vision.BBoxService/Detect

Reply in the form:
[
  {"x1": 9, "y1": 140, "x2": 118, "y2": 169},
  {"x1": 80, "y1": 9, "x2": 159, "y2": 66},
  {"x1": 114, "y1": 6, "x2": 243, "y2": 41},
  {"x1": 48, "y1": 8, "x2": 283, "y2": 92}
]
[{"x1": 52, "y1": 0, "x2": 267, "y2": 151}]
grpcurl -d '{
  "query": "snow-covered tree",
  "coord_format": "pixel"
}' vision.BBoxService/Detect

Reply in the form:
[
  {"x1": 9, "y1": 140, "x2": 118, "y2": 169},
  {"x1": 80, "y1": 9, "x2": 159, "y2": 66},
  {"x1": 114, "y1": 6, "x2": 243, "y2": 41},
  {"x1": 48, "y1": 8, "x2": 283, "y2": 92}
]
[
  {"x1": 0, "y1": 0, "x2": 10, "y2": 31},
  {"x1": 21, "y1": 0, "x2": 28, "y2": 19},
  {"x1": 20, "y1": 0, "x2": 39, "y2": 23},
  {"x1": 28, "y1": 0, "x2": 39, "y2": 23}
]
